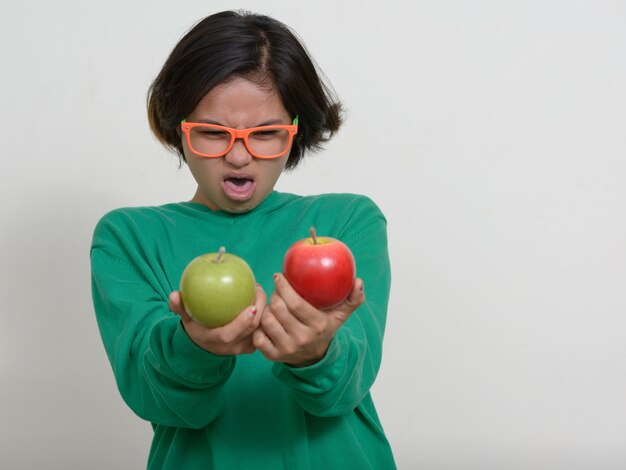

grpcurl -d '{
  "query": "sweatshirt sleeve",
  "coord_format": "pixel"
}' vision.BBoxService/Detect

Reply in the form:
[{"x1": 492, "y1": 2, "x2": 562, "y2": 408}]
[
  {"x1": 90, "y1": 212, "x2": 234, "y2": 429},
  {"x1": 272, "y1": 196, "x2": 391, "y2": 417}
]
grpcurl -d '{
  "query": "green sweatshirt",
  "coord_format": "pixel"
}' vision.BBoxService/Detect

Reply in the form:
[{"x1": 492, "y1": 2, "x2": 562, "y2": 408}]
[{"x1": 91, "y1": 191, "x2": 395, "y2": 469}]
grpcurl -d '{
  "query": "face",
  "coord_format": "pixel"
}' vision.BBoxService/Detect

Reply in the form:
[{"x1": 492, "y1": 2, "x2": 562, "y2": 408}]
[{"x1": 181, "y1": 77, "x2": 292, "y2": 213}]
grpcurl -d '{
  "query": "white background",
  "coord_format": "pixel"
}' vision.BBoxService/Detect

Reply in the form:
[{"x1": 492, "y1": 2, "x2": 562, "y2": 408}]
[{"x1": 1, "y1": 1, "x2": 625, "y2": 469}]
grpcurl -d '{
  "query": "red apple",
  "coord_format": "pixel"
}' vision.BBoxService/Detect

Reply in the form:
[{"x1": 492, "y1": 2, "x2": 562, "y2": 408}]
[
  {"x1": 283, "y1": 227, "x2": 356, "y2": 310},
  {"x1": 180, "y1": 247, "x2": 256, "y2": 327}
]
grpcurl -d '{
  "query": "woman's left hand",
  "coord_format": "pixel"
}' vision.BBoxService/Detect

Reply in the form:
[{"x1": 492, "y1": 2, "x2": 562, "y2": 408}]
[{"x1": 253, "y1": 273, "x2": 365, "y2": 367}]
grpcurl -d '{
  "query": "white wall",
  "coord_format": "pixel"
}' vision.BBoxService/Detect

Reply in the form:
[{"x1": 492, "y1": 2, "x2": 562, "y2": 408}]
[{"x1": 1, "y1": 1, "x2": 625, "y2": 469}]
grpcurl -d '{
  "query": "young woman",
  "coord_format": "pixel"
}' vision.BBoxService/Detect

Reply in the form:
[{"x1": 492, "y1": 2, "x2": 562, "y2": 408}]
[{"x1": 91, "y1": 10, "x2": 396, "y2": 469}]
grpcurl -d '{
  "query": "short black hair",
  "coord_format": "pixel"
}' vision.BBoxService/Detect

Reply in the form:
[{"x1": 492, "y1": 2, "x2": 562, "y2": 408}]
[{"x1": 147, "y1": 10, "x2": 343, "y2": 169}]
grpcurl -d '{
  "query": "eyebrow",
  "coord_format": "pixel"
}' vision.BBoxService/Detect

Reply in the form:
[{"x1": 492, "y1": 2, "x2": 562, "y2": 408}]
[{"x1": 193, "y1": 118, "x2": 287, "y2": 127}]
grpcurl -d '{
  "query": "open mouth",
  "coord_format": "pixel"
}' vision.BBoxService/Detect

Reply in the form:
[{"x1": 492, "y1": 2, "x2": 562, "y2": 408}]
[{"x1": 222, "y1": 175, "x2": 256, "y2": 201}]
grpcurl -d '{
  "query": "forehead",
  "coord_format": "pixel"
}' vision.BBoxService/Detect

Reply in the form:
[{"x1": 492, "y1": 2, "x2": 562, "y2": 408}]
[{"x1": 190, "y1": 77, "x2": 288, "y2": 122}]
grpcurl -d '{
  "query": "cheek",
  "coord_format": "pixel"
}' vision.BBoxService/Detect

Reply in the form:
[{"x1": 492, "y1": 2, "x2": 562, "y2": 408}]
[
  {"x1": 264, "y1": 159, "x2": 288, "y2": 184},
  {"x1": 186, "y1": 157, "x2": 219, "y2": 184}
]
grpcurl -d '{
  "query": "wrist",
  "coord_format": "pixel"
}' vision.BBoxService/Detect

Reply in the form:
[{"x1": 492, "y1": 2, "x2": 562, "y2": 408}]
[{"x1": 286, "y1": 343, "x2": 331, "y2": 368}]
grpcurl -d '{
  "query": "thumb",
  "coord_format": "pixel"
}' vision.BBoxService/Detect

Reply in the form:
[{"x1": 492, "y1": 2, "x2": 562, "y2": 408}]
[
  {"x1": 169, "y1": 291, "x2": 193, "y2": 323},
  {"x1": 330, "y1": 278, "x2": 365, "y2": 323}
]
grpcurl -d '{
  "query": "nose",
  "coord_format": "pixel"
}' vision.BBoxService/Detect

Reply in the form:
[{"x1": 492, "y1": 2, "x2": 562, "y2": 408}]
[{"x1": 224, "y1": 138, "x2": 253, "y2": 168}]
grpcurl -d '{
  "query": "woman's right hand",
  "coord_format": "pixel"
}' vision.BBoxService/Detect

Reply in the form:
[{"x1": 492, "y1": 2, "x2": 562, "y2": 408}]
[{"x1": 168, "y1": 284, "x2": 266, "y2": 356}]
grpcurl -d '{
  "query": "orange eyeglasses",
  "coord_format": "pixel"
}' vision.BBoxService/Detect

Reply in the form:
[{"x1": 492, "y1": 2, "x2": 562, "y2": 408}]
[{"x1": 180, "y1": 116, "x2": 299, "y2": 159}]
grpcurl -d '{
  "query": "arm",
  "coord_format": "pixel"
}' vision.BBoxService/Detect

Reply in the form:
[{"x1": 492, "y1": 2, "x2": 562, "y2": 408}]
[
  {"x1": 256, "y1": 197, "x2": 391, "y2": 417},
  {"x1": 90, "y1": 216, "x2": 262, "y2": 429}
]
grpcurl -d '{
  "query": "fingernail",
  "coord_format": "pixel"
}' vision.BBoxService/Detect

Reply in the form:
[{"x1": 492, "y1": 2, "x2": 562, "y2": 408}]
[
  {"x1": 359, "y1": 283, "x2": 364, "y2": 292},
  {"x1": 273, "y1": 273, "x2": 280, "y2": 281},
  {"x1": 250, "y1": 306, "x2": 257, "y2": 316}
]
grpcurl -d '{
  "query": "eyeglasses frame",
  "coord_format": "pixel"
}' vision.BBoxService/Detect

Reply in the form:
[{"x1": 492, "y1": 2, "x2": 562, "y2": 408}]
[{"x1": 180, "y1": 116, "x2": 299, "y2": 159}]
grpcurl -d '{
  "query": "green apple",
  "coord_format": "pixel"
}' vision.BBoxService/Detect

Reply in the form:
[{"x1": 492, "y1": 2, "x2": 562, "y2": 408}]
[{"x1": 180, "y1": 247, "x2": 256, "y2": 328}]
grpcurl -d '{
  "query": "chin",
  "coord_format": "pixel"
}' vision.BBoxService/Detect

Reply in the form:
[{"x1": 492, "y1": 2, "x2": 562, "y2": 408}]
[{"x1": 223, "y1": 199, "x2": 258, "y2": 214}]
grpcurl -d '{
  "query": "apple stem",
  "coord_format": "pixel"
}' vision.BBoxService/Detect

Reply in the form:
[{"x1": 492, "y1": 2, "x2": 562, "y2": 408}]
[
  {"x1": 310, "y1": 226, "x2": 318, "y2": 245},
  {"x1": 214, "y1": 246, "x2": 226, "y2": 263}
]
